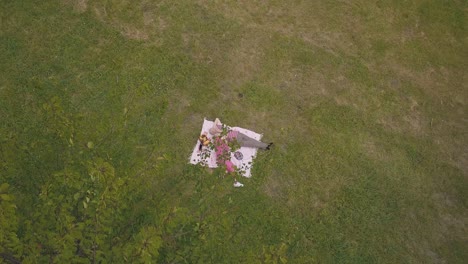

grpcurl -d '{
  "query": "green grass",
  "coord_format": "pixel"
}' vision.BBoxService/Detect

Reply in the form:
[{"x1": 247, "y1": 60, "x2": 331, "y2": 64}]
[{"x1": 1, "y1": 0, "x2": 467, "y2": 263}]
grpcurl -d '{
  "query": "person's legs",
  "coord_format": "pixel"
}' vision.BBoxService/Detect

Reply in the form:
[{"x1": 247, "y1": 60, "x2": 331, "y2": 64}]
[{"x1": 236, "y1": 133, "x2": 269, "y2": 149}]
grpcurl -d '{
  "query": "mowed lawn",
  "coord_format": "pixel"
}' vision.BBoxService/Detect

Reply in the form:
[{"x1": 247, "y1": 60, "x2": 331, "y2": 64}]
[{"x1": 1, "y1": 0, "x2": 466, "y2": 263}]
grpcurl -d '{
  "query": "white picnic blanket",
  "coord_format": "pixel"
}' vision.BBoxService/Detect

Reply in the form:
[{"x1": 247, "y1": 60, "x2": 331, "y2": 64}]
[{"x1": 189, "y1": 118, "x2": 262, "y2": 178}]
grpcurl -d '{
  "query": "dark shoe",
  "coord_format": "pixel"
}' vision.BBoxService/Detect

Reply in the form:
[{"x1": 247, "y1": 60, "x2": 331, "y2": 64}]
[{"x1": 266, "y1": 143, "x2": 273, "y2": 150}]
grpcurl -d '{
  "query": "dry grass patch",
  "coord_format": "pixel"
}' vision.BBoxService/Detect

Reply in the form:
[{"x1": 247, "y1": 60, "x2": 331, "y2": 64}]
[
  {"x1": 376, "y1": 106, "x2": 429, "y2": 137},
  {"x1": 120, "y1": 25, "x2": 149, "y2": 40},
  {"x1": 90, "y1": 1, "x2": 169, "y2": 42},
  {"x1": 361, "y1": 138, "x2": 390, "y2": 162},
  {"x1": 196, "y1": 0, "x2": 349, "y2": 55},
  {"x1": 221, "y1": 32, "x2": 266, "y2": 88},
  {"x1": 457, "y1": 151, "x2": 468, "y2": 177},
  {"x1": 262, "y1": 171, "x2": 285, "y2": 199},
  {"x1": 63, "y1": 0, "x2": 88, "y2": 13}
]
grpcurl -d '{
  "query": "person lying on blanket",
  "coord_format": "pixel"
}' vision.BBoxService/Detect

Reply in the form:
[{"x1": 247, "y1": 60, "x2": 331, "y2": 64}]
[
  {"x1": 208, "y1": 118, "x2": 273, "y2": 151},
  {"x1": 201, "y1": 118, "x2": 273, "y2": 186}
]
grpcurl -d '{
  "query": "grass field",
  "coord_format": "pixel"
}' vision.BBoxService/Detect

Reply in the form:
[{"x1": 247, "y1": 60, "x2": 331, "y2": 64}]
[{"x1": 1, "y1": 0, "x2": 467, "y2": 263}]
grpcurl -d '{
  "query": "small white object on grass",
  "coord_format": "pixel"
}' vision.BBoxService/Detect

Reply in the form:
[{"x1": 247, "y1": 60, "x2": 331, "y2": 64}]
[{"x1": 233, "y1": 181, "x2": 244, "y2": 187}]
